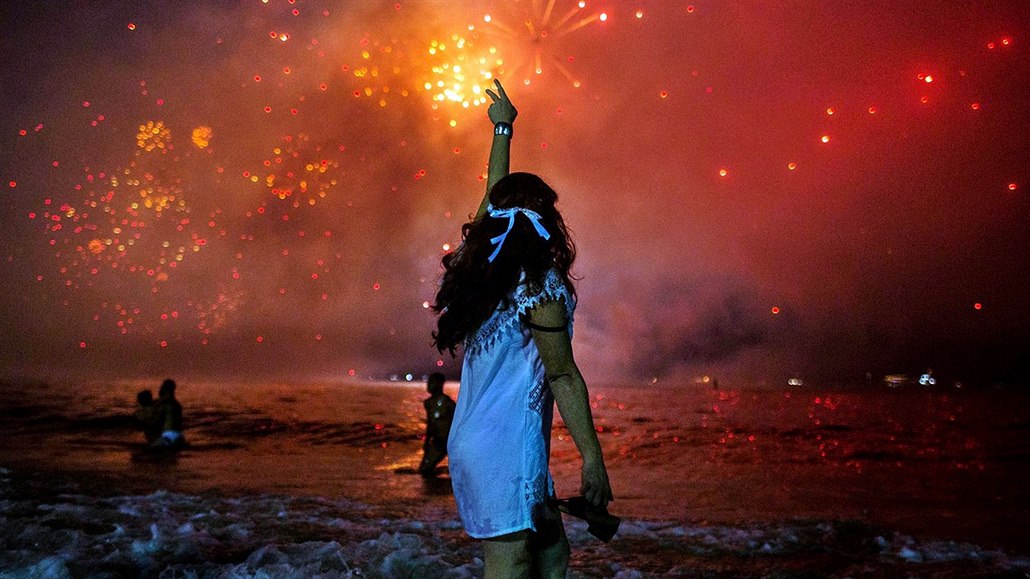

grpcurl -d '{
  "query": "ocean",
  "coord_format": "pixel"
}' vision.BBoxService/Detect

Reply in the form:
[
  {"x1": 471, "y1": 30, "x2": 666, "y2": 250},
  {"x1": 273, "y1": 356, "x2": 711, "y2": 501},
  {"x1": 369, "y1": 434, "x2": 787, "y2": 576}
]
[{"x1": 1, "y1": 378, "x2": 1027, "y2": 578}]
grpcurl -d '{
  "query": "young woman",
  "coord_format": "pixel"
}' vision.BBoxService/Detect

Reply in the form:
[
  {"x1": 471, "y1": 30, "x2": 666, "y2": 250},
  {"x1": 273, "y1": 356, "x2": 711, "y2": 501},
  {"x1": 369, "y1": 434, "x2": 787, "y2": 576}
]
[{"x1": 433, "y1": 79, "x2": 613, "y2": 578}]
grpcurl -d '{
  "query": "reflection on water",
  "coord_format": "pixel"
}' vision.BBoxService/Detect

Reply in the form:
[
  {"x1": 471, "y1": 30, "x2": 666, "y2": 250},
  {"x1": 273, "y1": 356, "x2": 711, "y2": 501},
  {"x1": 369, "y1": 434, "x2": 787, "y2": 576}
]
[{"x1": 0, "y1": 379, "x2": 1028, "y2": 553}]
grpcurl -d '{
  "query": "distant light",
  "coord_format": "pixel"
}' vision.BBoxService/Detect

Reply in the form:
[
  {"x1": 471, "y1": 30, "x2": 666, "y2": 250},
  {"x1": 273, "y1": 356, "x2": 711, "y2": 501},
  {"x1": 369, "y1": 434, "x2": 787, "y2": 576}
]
[
  {"x1": 987, "y1": 42, "x2": 996, "y2": 49},
  {"x1": 635, "y1": 10, "x2": 643, "y2": 18},
  {"x1": 920, "y1": 96, "x2": 929, "y2": 104},
  {"x1": 826, "y1": 107, "x2": 835, "y2": 115},
  {"x1": 787, "y1": 162, "x2": 797, "y2": 171},
  {"x1": 924, "y1": 75, "x2": 933, "y2": 83},
  {"x1": 820, "y1": 135, "x2": 830, "y2": 143},
  {"x1": 422, "y1": 301, "x2": 430, "y2": 309},
  {"x1": 1008, "y1": 182, "x2": 1017, "y2": 191},
  {"x1": 868, "y1": 106, "x2": 878, "y2": 114},
  {"x1": 79, "y1": 341, "x2": 87, "y2": 348},
  {"x1": 659, "y1": 90, "x2": 669, "y2": 99},
  {"x1": 599, "y1": 12, "x2": 607, "y2": 22},
  {"x1": 373, "y1": 282, "x2": 381, "y2": 290},
  {"x1": 974, "y1": 302, "x2": 983, "y2": 310},
  {"x1": 971, "y1": 102, "x2": 981, "y2": 110},
  {"x1": 718, "y1": 168, "x2": 728, "y2": 177},
  {"x1": 686, "y1": 5, "x2": 695, "y2": 12},
  {"x1": 436, "y1": 360, "x2": 445, "y2": 367},
  {"x1": 405, "y1": 373, "x2": 413, "y2": 381},
  {"x1": 771, "y1": 306, "x2": 780, "y2": 314},
  {"x1": 1001, "y1": 37, "x2": 1011, "y2": 46},
  {"x1": 127, "y1": 23, "x2": 136, "y2": 31}
]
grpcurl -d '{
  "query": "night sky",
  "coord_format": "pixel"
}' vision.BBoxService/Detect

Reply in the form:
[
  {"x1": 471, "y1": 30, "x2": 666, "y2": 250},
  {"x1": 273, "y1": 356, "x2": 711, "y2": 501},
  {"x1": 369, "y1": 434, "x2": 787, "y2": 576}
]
[{"x1": 1, "y1": 1, "x2": 1027, "y2": 385}]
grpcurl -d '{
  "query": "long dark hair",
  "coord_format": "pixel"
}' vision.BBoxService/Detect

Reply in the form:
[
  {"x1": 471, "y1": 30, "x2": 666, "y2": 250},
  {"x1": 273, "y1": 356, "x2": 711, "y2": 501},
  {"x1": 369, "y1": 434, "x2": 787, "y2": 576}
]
[{"x1": 432, "y1": 172, "x2": 576, "y2": 355}]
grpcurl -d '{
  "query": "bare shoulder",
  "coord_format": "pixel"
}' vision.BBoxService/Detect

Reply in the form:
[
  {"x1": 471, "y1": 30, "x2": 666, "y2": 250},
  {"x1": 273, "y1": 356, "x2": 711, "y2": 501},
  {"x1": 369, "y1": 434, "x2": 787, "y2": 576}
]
[{"x1": 527, "y1": 297, "x2": 568, "y2": 327}]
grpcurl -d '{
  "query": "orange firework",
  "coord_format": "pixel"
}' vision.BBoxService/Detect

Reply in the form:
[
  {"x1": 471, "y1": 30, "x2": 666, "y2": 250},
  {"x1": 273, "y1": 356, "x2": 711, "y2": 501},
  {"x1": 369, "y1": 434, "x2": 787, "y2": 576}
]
[
  {"x1": 246, "y1": 134, "x2": 341, "y2": 207},
  {"x1": 480, "y1": 0, "x2": 608, "y2": 87}
]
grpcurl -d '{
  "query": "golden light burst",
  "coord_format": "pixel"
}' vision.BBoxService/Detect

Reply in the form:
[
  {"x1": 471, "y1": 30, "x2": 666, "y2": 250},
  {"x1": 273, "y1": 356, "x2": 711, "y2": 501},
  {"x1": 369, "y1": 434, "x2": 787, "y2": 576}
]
[
  {"x1": 480, "y1": 0, "x2": 607, "y2": 87},
  {"x1": 137, "y1": 120, "x2": 171, "y2": 152}
]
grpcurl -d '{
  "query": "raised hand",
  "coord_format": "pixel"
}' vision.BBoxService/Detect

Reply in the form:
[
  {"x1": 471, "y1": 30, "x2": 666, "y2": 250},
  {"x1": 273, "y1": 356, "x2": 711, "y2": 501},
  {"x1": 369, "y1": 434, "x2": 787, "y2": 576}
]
[{"x1": 485, "y1": 79, "x2": 518, "y2": 125}]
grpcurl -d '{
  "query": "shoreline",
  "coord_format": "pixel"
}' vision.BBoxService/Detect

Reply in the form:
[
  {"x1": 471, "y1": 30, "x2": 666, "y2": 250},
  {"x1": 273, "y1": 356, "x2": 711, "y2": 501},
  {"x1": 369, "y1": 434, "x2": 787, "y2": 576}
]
[{"x1": 2, "y1": 466, "x2": 1027, "y2": 578}]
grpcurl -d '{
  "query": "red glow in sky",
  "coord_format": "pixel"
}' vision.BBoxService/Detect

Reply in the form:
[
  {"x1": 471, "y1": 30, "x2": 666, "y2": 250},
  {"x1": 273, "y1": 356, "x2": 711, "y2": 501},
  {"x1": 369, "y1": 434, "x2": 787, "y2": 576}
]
[{"x1": 0, "y1": 1, "x2": 1027, "y2": 383}]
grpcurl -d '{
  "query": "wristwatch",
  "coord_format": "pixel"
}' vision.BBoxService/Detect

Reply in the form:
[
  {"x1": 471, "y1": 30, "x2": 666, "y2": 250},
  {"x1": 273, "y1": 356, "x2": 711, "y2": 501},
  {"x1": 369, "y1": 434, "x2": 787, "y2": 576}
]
[{"x1": 494, "y1": 122, "x2": 513, "y2": 137}]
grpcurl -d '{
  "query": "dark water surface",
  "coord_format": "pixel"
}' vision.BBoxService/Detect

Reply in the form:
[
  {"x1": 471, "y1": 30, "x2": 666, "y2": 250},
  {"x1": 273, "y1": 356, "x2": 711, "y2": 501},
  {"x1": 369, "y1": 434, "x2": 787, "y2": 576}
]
[{"x1": 1, "y1": 379, "x2": 1028, "y2": 577}]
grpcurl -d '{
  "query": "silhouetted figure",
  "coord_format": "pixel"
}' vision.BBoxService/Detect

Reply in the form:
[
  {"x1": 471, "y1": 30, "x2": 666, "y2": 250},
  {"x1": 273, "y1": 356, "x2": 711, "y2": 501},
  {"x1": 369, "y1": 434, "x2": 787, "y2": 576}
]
[
  {"x1": 431, "y1": 80, "x2": 613, "y2": 576},
  {"x1": 151, "y1": 378, "x2": 186, "y2": 449},
  {"x1": 134, "y1": 389, "x2": 162, "y2": 444},
  {"x1": 419, "y1": 372, "x2": 455, "y2": 476}
]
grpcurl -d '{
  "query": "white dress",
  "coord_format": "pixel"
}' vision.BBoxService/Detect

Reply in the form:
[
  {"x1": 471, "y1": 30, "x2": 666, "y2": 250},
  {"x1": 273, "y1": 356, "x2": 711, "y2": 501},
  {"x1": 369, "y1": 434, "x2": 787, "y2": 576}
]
[{"x1": 447, "y1": 268, "x2": 575, "y2": 538}]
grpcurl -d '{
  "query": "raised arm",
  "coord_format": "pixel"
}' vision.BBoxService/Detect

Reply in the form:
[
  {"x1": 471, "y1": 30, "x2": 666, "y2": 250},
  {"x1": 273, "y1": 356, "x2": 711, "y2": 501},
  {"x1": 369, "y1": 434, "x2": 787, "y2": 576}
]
[
  {"x1": 529, "y1": 299, "x2": 613, "y2": 507},
  {"x1": 474, "y1": 79, "x2": 518, "y2": 221}
]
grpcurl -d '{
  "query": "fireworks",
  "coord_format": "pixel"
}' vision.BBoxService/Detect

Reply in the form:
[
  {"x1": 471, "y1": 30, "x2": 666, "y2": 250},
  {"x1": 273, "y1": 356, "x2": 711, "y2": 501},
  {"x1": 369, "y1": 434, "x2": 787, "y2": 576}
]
[
  {"x1": 479, "y1": 0, "x2": 608, "y2": 87},
  {"x1": 192, "y1": 126, "x2": 213, "y2": 149},
  {"x1": 246, "y1": 134, "x2": 340, "y2": 207},
  {"x1": 136, "y1": 120, "x2": 171, "y2": 152}
]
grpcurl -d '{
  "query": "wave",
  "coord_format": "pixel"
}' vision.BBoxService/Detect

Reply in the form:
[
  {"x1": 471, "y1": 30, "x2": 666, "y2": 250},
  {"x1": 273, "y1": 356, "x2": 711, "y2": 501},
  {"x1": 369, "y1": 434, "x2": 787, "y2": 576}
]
[{"x1": 0, "y1": 467, "x2": 1026, "y2": 578}]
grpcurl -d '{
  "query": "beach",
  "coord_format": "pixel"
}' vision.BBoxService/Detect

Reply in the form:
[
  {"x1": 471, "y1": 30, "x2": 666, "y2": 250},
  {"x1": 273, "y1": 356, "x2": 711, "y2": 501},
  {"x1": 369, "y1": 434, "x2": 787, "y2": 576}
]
[{"x1": 1, "y1": 379, "x2": 1028, "y2": 577}]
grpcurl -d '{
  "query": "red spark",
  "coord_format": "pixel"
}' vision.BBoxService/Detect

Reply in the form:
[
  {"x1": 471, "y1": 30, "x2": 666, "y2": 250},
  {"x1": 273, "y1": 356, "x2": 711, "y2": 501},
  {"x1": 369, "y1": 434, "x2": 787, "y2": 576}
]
[
  {"x1": 127, "y1": 23, "x2": 136, "y2": 30},
  {"x1": 771, "y1": 307, "x2": 780, "y2": 314}
]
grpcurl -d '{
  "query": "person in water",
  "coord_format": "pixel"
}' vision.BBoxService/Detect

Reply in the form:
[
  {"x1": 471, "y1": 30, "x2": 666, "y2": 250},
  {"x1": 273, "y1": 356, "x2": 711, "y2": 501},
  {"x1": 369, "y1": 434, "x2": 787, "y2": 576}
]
[
  {"x1": 419, "y1": 372, "x2": 456, "y2": 476},
  {"x1": 151, "y1": 378, "x2": 186, "y2": 449},
  {"x1": 133, "y1": 389, "x2": 162, "y2": 444},
  {"x1": 432, "y1": 79, "x2": 613, "y2": 578}
]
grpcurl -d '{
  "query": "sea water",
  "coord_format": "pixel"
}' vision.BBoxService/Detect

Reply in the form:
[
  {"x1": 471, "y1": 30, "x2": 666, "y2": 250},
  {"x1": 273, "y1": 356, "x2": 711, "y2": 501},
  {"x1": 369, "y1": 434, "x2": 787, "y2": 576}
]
[{"x1": 1, "y1": 379, "x2": 1027, "y2": 577}]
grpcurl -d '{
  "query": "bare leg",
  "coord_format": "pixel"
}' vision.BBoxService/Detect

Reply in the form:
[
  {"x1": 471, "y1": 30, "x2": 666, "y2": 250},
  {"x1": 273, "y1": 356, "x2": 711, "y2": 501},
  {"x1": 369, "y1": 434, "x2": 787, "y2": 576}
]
[
  {"x1": 532, "y1": 502, "x2": 570, "y2": 579},
  {"x1": 483, "y1": 530, "x2": 532, "y2": 579}
]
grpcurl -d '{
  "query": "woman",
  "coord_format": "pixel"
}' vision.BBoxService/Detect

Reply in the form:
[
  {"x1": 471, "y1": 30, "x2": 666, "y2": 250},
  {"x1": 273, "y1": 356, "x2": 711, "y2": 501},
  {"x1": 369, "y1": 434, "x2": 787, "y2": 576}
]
[{"x1": 433, "y1": 79, "x2": 613, "y2": 578}]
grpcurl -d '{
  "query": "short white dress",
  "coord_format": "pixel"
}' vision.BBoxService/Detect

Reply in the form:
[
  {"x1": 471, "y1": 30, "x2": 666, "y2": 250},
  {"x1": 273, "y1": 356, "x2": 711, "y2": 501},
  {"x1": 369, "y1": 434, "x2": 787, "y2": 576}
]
[{"x1": 447, "y1": 268, "x2": 575, "y2": 538}]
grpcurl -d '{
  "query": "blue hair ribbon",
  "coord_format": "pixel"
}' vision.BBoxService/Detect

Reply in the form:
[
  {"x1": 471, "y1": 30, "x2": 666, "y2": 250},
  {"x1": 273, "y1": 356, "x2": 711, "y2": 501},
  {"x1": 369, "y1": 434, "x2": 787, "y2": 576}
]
[{"x1": 486, "y1": 203, "x2": 551, "y2": 263}]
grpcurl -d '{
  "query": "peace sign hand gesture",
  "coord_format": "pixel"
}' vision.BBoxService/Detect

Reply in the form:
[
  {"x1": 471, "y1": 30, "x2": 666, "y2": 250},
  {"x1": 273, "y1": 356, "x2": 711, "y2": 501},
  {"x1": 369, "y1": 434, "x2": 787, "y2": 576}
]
[{"x1": 485, "y1": 79, "x2": 518, "y2": 125}]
